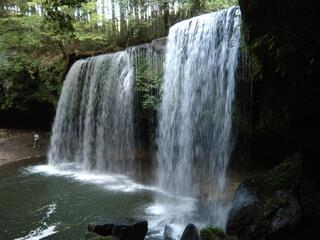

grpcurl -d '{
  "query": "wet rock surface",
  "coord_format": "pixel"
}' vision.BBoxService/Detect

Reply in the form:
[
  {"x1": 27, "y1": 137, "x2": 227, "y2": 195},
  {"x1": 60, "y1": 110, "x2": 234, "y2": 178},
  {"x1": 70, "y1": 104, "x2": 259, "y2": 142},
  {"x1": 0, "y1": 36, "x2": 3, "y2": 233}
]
[
  {"x1": 179, "y1": 224, "x2": 201, "y2": 240},
  {"x1": 226, "y1": 153, "x2": 302, "y2": 240},
  {"x1": 87, "y1": 221, "x2": 148, "y2": 240},
  {"x1": 164, "y1": 225, "x2": 174, "y2": 240}
]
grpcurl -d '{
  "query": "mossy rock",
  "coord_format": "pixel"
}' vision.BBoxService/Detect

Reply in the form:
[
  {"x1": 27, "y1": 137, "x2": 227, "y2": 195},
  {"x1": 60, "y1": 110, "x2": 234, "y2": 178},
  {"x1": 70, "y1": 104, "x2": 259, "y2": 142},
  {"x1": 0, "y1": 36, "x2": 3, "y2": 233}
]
[
  {"x1": 85, "y1": 231, "x2": 99, "y2": 239},
  {"x1": 85, "y1": 233, "x2": 118, "y2": 240},
  {"x1": 85, "y1": 231, "x2": 118, "y2": 240},
  {"x1": 226, "y1": 152, "x2": 302, "y2": 240},
  {"x1": 267, "y1": 152, "x2": 302, "y2": 191},
  {"x1": 200, "y1": 226, "x2": 226, "y2": 240}
]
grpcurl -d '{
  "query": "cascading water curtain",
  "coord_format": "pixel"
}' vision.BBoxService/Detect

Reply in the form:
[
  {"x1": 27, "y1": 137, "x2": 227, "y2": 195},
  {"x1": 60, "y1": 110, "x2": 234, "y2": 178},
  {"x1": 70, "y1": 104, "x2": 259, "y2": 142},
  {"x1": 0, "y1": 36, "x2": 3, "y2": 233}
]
[
  {"x1": 156, "y1": 6, "x2": 241, "y2": 228},
  {"x1": 48, "y1": 51, "x2": 135, "y2": 175}
]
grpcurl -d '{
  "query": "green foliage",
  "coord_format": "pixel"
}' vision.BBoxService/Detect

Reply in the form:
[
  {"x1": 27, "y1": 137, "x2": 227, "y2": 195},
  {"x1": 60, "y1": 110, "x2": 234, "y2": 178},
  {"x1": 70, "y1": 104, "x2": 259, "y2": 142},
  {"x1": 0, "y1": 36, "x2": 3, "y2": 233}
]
[
  {"x1": 0, "y1": 0, "x2": 239, "y2": 112},
  {"x1": 0, "y1": 0, "x2": 100, "y2": 111},
  {"x1": 205, "y1": 0, "x2": 238, "y2": 12},
  {"x1": 134, "y1": 54, "x2": 163, "y2": 110},
  {"x1": 0, "y1": 15, "x2": 65, "y2": 109},
  {"x1": 43, "y1": 0, "x2": 88, "y2": 32},
  {"x1": 0, "y1": 16, "x2": 37, "y2": 109}
]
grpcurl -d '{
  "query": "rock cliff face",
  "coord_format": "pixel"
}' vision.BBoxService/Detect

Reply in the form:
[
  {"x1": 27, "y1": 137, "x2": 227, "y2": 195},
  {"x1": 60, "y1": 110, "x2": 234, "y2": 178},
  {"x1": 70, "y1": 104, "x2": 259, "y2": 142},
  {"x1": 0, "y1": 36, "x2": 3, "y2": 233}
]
[
  {"x1": 228, "y1": 0, "x2": 320, "y2": 239},
  {"x1": 236, "y1": 0, "x2": 320, "y2": 170}
]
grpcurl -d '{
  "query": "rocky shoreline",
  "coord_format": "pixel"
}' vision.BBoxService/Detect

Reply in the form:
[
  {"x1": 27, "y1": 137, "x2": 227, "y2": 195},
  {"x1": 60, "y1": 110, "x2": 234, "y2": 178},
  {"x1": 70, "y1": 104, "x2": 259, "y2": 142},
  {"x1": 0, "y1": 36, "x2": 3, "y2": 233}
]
[
  {"x1": 85, "y1": 221, "x2": 238, "y2": 240},
  {"x1": 0, "y1": 129, "x2": 49, "y2": 166}
]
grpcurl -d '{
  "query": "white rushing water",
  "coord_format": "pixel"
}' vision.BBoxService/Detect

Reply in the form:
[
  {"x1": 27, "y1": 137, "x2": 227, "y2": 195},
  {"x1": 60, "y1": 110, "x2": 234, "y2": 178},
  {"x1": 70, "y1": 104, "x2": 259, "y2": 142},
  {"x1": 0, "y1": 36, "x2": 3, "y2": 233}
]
[
  {"x1": 14, "y1": 204, "x2": 57, "y2": 240},
  {"x1": 48, "y1": 52, "x2": 135, "y2": 175},
  {"x1": 44, "y1": 6, "x2": 242, "y2": 238},
  {"x1": 25, "y1": 164, "x2": 195, "y2": 239},
  {"x1": 27, "y1": 164, "x2": 161, "y2": 193},
  {"x1": 156, "y1": 6, "x2": 241, "y2": 228}
]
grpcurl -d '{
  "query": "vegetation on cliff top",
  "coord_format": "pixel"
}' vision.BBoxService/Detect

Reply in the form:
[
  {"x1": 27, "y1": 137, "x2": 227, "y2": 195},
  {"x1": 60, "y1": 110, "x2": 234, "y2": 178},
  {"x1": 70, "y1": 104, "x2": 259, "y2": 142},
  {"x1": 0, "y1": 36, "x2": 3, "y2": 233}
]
[{"x1": 0, "y1": 0, "x2": 237, "y2": 113}]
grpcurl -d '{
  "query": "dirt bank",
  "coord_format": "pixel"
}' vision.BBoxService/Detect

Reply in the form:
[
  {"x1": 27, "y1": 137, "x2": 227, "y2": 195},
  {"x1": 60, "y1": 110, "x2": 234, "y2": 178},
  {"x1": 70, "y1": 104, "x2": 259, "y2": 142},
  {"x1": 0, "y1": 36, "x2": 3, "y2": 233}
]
[{"x1": 0, "y1": 129, "x2": 49, "y2": 166}]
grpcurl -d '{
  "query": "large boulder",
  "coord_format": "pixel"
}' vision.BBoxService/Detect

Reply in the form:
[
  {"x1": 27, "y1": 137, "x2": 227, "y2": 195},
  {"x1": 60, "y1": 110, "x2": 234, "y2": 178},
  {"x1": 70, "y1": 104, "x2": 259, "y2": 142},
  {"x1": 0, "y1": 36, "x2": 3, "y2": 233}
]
[
  {"x1": 88, "y1": 221, "x2": 148, "y2": 240},
  {"x1": 226, "y1": 153, "x2": 302, "y2": 240},
  {"x1": 180, "y1": 224, "x2": 201, "y2": 240}
]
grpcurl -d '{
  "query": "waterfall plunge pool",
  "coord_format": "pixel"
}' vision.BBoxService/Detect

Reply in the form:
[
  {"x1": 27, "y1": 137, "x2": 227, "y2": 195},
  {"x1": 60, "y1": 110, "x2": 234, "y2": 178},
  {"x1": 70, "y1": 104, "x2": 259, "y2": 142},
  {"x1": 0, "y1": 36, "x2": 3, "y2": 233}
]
[
  {"x1": 0, "y1": 7, "x2": 245, "y2": 239},
  {"x1": 0, "y1": 159, "x2": 206, "y2": 240},
  {"x1": 46, "y1": 8, "x2": 242, "y2": 229}
]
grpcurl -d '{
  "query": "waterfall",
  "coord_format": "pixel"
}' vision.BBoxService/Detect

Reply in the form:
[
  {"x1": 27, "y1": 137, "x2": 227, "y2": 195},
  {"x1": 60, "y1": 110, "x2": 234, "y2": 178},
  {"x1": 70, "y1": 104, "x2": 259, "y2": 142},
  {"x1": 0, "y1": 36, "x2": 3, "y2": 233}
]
[
  {"x1": 156, "y1": 6, "x2": 241, "y2": 228},
  {"x1": 48, "y1": 51, "x2": 135, "y2": 174},
  {"x1": 46, "y1": 5, "x2": 242, "y2": 234}
]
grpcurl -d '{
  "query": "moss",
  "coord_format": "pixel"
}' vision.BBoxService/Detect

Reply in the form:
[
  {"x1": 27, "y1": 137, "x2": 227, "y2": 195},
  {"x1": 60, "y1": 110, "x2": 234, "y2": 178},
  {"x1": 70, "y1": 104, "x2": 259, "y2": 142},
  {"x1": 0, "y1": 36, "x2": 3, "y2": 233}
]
[
  {"x1": 200, "y1": 226, "x2": 238, "y2": 240},
  {"x1": 227, "y1": 152, "x2": 303, "y2": 240},
  {"x1": 88, "y1": 237, "x2": 115, "y2": 240},
  {"x1": 267, "y1": 152, "x2": 302, "y2": 191},
  {"x1": 85, "y1": 231, "x2": 100, "y2": 239},
  {"x1": 85, "y1": 231, "x2": 115, "y2": 240},
  {"x1": 243, "y1": 155, "x2": 301, "y2": 239},
  {"x1": 200, "y1": 226, "x2": 226, "y2": 240}
]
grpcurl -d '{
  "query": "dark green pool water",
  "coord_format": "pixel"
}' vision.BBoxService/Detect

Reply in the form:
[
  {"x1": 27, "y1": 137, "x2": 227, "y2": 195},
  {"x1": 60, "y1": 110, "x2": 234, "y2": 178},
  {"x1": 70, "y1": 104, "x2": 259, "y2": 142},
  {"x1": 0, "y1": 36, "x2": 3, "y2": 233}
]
[{"x1": 0, "y1": 159, "x2": 168, "y2": 240}]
